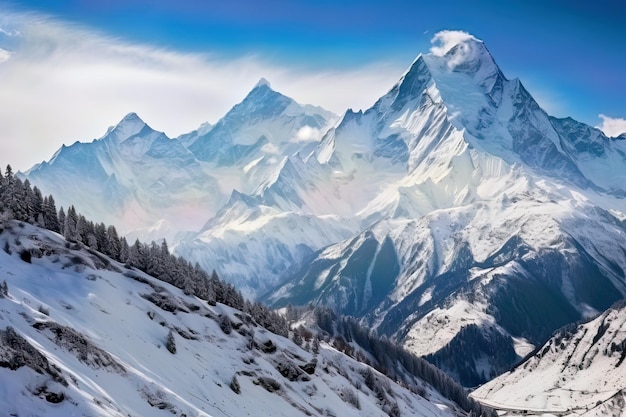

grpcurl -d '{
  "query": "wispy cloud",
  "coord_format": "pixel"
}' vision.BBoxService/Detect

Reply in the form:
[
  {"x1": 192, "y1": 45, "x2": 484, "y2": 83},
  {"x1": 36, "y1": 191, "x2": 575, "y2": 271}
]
[
  {"x1": 0, "y1": 25, "x2": 20, "y2": 37},
  {"x1": 0, "y1": 11, "x2": 402, "y2": 171},
  {"x1": 597, "y1": 114, "x2": 626, "y2": 137},
  {"x1": 429, "y1": 30, "x2": 479, "y2": 57},
  {"x1": 429, "y1": 30, "x2": 484, "y2": 70}
]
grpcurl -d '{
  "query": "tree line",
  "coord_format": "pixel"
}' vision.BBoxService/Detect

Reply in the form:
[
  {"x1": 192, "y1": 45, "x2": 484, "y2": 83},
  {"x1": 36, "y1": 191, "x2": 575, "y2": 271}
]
[
  {"x1": 0, "y1": 164, "x2": 288, "y2": 338},
  {"x1": 288, "y1": 305, "x2": 497, "y2": 417}
]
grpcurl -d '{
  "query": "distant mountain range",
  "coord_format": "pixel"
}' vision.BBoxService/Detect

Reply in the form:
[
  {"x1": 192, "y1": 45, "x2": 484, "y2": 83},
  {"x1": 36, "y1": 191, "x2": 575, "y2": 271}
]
[{"x1": 24, "y1": 34, "x2": 626, "y2": 387}]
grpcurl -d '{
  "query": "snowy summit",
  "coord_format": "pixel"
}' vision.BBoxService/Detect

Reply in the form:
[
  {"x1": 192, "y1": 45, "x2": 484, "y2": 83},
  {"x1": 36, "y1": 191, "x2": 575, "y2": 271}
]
[{"x1": 254, "y1": 77, "x2": 272, "y2": 89}]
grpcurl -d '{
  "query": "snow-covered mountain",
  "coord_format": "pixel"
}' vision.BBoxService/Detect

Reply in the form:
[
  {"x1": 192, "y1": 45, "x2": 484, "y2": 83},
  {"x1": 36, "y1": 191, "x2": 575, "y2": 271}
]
[
  {"x1": 472, "y1": 301, "x2": 626, "y2": 416},
  {"x1": 25, "y1": 82, "x2": 338, "y2": 241},
  {"x1": 24, "y1": 32, "x2": 626, "y2": 388},
  {"x1": 25, "y1": 112, "x2": 215, "y2": 237},
  {"x1": 263, "y1": 36, "x2": 626, "y2": 385},
  {"x1": 0, "y1": 219, "x2": 468, "y2": 417}
]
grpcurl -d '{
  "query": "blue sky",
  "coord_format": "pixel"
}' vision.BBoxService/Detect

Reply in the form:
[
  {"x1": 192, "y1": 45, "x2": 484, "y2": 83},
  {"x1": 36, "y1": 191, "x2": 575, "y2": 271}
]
[{"x1": 1, "y1": 0, "x2": 625, "y2": 169}]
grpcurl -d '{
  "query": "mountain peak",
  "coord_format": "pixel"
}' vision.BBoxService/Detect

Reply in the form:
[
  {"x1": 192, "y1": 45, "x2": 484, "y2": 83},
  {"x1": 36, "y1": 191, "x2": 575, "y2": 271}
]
[
  {"x1": 102, "y1": 112, "x2": 150, "y2": 143},
  {"x1": 428, "y1": 30, "x2": 496, "y2": 74},
  {"x1": 372, "y1": 31, "x2": 499, "y2": 115},
  {"x1": 114, "y1": 112, "x2": 147, "y2": 130},
  {"x1": 254, "y1": 77, "x2": 272, "y2": 89},
  {"x1": 429, "y1": 30, "x2": 482, "y2": 58},
  {"x1": 425, "y1": 30, "x2": 504, "y2": 95},
  {"x1": 121, "y1": 112, "x2": 142, "y2": 122},
  {"x1": 225, "y1": 79, "x2": 293, "y2": 120}
]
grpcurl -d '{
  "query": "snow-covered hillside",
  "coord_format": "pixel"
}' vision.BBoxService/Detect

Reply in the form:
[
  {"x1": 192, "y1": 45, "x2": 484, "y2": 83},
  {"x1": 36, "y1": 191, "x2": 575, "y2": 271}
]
[
  {"x1": 472, "y1": 302, "x2": 626, "y2": 416},
  {"x1": 0, "y1": 220, "x2": 466, "y2": 417}
]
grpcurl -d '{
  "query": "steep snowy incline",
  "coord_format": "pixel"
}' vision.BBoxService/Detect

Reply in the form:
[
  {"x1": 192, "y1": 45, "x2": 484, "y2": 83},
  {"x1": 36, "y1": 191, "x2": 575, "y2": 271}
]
[
  {"x1": 422, "y1": 37, "x2": 626, "y2": 193},
  {"x1": 472, "y1": 302, "x2": 626, "y2": 416},
  {"x1": 550, "y1": 116, "x2": 626, "y2": 195},
  {"x1": 0, "y1": 220, "x2": 464, "y2": 417}
]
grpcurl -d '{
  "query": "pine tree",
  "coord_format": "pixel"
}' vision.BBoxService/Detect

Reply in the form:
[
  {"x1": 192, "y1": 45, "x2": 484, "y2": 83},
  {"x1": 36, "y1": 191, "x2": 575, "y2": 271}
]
[
  {"x1": 57, "y1": 207, "x2": 66, "y2": 236},
  {"x1": 4, "y1": 165, "x2": 13, "y2": 184},
  {"x1": 129, "y1": 239, "x2": 149, "y2": 271},
  {"x1": 7, "y1": 177, "x2": 28, "y2": 221},
  {"x1": 75, "y1": 215, "x2": 89, "y2": 244},
  {"x1": 42, "y1": 196, "x2": 60, "y2": 232},
  {"x1": 160, "y1": 239, "x2": 170, "y2": 257},
  {"x1": 292, "y1": 327, "x2": 303, "y2": 346},
  {"x1": 94, "y1": 223, "x2": 108, "y2": 254},
  {"x1": 31, "y1": 186, "x2": 44, "y2": 225},
  {"x1": 64, "y1": 206, "x2": 79, "y2": 242},
  {"x1": 0, "y1": 168, "x2": 5, "y2": 214},
  {"x1": 106, "y1": 225, "x2": 121, "y2": 260},
  {"x1": 119, "y1": 237, "x2": 130, "y2": 263}
]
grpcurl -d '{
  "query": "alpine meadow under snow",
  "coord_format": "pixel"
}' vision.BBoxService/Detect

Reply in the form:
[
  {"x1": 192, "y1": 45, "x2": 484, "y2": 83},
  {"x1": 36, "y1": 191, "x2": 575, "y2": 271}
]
[{"x1": 10, "y1": 29, "x2": 626, "y2": 415}]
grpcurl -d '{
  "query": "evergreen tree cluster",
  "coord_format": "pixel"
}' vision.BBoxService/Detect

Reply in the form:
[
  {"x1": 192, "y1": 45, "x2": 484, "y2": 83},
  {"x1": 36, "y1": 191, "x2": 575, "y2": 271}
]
[
  {"x1": 306, "y1": 306, "x2": 496, "y2": 417},
  {"x1": 425, "y1": 324, "x2": 518, "y2": 387},
  {"x1": 0, "y1": 164, "x2": 288, "y2": 338},
  {"x1": 0, "y1": 165, "x2": 60, "y2": 231}
]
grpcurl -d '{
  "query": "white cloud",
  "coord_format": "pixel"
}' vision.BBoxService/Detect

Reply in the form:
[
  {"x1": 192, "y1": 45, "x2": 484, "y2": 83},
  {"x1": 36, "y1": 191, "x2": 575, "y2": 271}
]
[
  {"x1": 0, "y1": 48, "x2": 10, "y2": 62},
  {"x1": 0, "y1": 11, "x2": 402, "y2": 171},
  {"x1": 429, "y1": 30, "x2": 479, "y2": 57},
  {"x1": 597, "y1": 114, "x2": 626, "y2": 137},
  {"x1": 293, "y1": 125, "x2": 322, "y2": 142}
]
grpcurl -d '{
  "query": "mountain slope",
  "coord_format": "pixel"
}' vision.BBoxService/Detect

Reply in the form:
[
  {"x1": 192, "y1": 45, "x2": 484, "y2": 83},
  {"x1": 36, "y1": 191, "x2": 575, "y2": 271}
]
[
  {"x1": 472, "y1": 302, "x2": 626, "y2": 415},
  {"x1": 0, "y1": 220, "x2": 465, "y2": 417},
  {"x1": 264, "y1": 35, "x2": 626, "y2": 386}
]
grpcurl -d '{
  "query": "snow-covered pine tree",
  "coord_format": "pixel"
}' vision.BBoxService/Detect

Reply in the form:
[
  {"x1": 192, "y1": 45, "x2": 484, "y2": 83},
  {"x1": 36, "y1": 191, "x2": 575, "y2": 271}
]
[
  {"x1": 42, "y1": 196, "x2": 60, "y2": 232},
  {"x1": 119, "y1": 237, "x2": 130, "y2": 263},
  {"x1": 64, "y1": 206, "x2": 79, "y2": 242},
  {"x1": 57, "y1": 207, "x2": 65, "y2": 236},
  {"x1": 94, "y1": 223, "x2": 109, "y2": 254},
  {"x1": 31, "y1": 186, "x2": 44, "y2": 225},
  {"x1": 106, "y1": 225, "x2": 121, "y2": 260}
]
